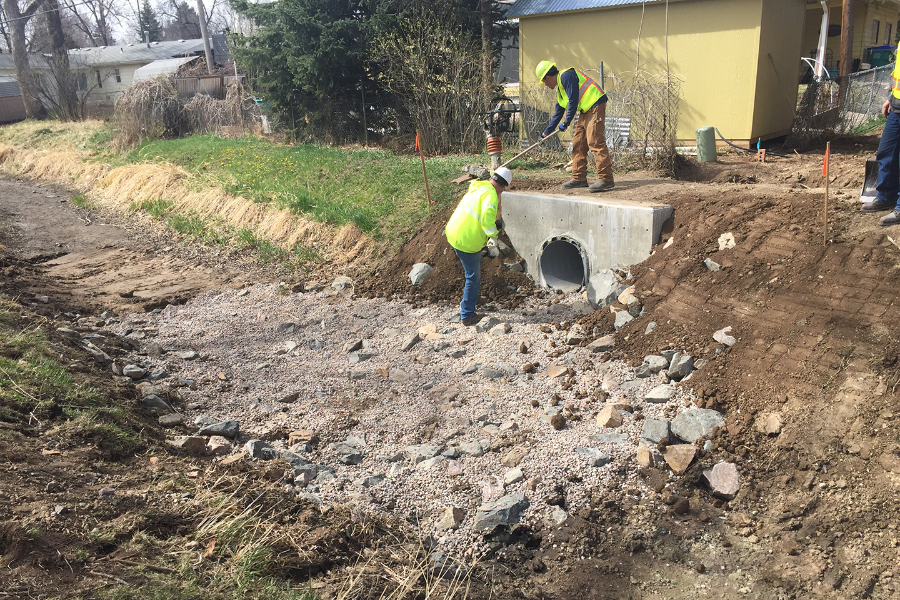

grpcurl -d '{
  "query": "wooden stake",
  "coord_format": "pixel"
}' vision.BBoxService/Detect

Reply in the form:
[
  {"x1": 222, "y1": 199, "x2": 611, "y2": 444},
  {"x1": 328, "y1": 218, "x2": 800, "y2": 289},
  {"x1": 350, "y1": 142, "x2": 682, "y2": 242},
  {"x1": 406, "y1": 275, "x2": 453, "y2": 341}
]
[
  {"x1": 824, "y1": 141, "x2": 830, "y2": 246},
  {"x1": 415, "y1": 132, "x2": 433, "y2": 204}
]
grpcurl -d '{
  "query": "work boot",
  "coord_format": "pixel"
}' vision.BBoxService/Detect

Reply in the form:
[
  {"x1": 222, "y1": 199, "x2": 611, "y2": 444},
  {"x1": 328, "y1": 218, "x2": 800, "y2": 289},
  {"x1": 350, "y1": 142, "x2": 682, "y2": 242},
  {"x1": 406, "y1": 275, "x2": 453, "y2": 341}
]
[
  {"x1": 461, "y1": 314, "x2": 484, "y2": 326},
  {"x1": 562, "y1": 179, "x2": 589, "y2": 189},
  {"x1": 589, "y1": 180, "x2": 615, "y2": 193},
  {"x1": 880, "y1": 210, "x2": 900, "y2": 227},
  {"x1": 862, "y1": 198, "x2": 895, "y2": 212}
]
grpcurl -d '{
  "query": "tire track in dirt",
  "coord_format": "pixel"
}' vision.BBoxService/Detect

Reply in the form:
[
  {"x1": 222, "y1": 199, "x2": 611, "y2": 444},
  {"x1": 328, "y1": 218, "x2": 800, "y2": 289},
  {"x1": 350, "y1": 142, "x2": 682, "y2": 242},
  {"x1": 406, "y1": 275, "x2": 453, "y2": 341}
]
[{"x1": 0, "y1": 175, "x2": 249, "y2": 313}]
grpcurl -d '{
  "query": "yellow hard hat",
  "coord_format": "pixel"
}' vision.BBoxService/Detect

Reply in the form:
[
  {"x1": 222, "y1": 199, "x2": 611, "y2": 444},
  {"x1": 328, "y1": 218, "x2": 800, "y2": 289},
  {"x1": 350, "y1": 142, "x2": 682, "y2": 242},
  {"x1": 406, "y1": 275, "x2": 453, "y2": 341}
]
[{"x1": 535, "y1": 60, "x2": 556, "y2": 81}]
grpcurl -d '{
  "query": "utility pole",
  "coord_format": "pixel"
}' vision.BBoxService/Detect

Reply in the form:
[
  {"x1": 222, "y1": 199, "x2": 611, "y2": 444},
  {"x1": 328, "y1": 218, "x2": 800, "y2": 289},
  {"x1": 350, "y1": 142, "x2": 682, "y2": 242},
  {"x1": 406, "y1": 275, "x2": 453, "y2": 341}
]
[
  {"x1": 480, "y1": 0, "x2": 493, "y2": 100},
  {"x1": 195, "y1": 0, "x2": 214, "y2": 74},
  {"x1": 840, "y1": 0, "x2": 855, "y2": 78}
]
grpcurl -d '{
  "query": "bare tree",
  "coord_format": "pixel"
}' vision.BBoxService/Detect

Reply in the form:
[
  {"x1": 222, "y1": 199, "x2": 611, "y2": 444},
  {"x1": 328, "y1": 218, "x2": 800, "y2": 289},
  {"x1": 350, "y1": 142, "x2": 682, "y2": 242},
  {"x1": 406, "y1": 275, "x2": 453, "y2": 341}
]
[
  {"x1": 29, "y1": 2, "x2": 90, "y2": 51},
  {"x1": 160, "y1": 0, "x2": 200, "y2": 40},
  {"x1": 0, "y1": 8, "x2": 11, "y2": 51},
  {"x1": 61, "y1": 0, "x2": 121, "y2": 46},
  {"x1": 41, "y1": 0, "x2": 78, "y2": 118},
  {"x1": 219, "y1": 0, "x2": 255, "y2": 36},
  {"x1": 1, "y1": 0, "x2": 48, "y2": 118}
]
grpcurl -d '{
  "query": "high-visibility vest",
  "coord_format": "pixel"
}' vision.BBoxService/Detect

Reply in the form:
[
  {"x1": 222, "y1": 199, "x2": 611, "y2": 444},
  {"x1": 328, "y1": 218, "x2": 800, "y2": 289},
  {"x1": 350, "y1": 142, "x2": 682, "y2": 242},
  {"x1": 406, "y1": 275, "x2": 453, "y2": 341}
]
[
  {"x1": 445, "y1": 180, "x2": 499, "y2": 254},
  {"x1": 557, "y1": 68, "x2": 605, "y2": 113},
  {"x1": 892, "y1": 51, "x2": 900, "y2": 100}
]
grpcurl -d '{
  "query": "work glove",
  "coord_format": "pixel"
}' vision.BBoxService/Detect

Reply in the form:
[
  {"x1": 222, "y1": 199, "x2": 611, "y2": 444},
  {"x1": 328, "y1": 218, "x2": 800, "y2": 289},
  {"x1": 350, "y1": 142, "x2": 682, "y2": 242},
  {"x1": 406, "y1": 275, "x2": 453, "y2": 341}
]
[{"x1": 559, "y1": 122, "x2": 568, "y2": 133}]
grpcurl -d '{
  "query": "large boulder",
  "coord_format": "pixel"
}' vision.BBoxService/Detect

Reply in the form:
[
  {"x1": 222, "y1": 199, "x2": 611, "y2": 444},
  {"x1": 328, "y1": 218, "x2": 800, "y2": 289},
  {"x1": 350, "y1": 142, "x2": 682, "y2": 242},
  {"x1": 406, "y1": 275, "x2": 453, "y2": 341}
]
[
  {"x1": 473, "y1": 493, "x2": 530, "y2": 533},
  {"x1": 671, "y1": 408, "x2": 725, "y2": 443}
]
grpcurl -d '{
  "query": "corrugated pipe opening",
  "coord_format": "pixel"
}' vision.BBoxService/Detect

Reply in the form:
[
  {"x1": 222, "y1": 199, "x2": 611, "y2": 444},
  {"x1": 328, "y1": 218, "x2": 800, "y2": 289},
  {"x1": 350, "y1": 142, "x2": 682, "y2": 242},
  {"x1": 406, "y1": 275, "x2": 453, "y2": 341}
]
[{"x1": 539, "y1": 236, "x2": 588, "y2": 293}]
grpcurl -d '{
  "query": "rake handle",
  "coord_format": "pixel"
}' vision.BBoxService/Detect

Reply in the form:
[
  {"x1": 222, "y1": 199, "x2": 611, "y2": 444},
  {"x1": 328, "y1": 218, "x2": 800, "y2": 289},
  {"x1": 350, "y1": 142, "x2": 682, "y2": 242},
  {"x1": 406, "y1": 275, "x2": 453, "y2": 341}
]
[{"x1": 498, "y1": 130, "x2": 561, "y2": 169}]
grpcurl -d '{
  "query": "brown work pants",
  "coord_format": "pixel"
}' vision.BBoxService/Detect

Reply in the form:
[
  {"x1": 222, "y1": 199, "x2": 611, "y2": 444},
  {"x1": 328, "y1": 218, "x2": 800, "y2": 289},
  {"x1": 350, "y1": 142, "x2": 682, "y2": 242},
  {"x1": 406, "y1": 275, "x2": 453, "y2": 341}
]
[{"x1": 571, "y1": 102, "x2": 614, "y2": 182}]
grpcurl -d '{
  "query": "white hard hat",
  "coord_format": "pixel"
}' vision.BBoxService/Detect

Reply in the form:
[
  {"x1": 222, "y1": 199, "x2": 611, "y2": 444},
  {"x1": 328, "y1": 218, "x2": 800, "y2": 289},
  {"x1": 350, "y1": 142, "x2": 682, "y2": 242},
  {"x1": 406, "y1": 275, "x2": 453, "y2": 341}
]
[{"x1": 492, "y1": 166, "x2": 512, "y2": 186}]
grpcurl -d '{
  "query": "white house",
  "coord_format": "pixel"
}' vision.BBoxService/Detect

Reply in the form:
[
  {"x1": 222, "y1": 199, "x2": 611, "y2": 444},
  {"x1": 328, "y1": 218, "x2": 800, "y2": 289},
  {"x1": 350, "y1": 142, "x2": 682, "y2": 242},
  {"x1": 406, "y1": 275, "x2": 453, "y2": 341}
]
[
  {"x1": 0, "y1": 35, "x2": 231, "y2": 109},
  {"x1": 69, "y1": 36, "x2": 230, "y2": 105}
]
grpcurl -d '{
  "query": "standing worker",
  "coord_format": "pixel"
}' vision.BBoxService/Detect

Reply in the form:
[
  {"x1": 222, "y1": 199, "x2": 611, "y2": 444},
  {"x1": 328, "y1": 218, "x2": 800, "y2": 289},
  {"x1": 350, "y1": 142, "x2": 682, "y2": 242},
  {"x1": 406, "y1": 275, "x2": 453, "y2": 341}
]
[
  {"x1": 862, "y1": 47, "x2": 900, "y2": 226},
  {"x1": 445, "y1": 167, "x2": 512, "y2": 326},
  {"x1": 536, "y1": 61, "x2": 614, "y2": 192}
]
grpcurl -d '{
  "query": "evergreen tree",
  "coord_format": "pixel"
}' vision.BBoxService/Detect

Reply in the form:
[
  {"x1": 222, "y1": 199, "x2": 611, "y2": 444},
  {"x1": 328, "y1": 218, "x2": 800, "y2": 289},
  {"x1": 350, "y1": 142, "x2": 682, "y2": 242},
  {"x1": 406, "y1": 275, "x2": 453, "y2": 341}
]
[
  {"x1": 228, "y1": 0, "x2": 515, "y2": 143},
  {"x1": 137, "y1": 0, "x2": 162, "y2": 43}
]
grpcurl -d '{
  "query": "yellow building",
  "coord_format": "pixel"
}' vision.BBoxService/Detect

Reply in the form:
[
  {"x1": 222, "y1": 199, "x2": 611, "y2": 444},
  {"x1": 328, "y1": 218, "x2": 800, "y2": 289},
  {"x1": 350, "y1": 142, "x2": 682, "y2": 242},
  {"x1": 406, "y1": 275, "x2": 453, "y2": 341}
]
[
  {"x1": 800, "y1": 0, "x2": 900, "y2": 74},
  {"x1": 507, "y1": 0, "x2": 810, "y2": 144}
]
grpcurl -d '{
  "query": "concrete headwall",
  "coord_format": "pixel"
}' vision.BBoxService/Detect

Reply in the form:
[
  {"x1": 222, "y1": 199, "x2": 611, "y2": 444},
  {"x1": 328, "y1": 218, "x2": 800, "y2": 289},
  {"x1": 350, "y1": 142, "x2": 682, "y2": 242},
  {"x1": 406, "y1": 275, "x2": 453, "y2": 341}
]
[{"x1": 502, "y1": 191, "x2": 672, "y2": 299}]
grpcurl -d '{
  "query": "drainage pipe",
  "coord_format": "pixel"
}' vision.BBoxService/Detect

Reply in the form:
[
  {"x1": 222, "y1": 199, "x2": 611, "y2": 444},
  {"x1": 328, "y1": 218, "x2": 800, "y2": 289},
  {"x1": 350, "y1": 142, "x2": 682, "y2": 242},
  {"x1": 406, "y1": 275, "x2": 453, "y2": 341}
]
[{"x1": 538, "y1": 235, "x2": 589, "y2": 293}]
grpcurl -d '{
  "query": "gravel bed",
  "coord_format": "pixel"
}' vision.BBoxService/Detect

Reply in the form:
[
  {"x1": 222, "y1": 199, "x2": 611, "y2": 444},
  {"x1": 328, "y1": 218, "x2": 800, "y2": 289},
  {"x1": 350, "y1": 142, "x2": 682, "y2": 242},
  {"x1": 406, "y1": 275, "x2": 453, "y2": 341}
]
[{"x1": 110, "y1": 282, "x2": 701, "y2": 560}]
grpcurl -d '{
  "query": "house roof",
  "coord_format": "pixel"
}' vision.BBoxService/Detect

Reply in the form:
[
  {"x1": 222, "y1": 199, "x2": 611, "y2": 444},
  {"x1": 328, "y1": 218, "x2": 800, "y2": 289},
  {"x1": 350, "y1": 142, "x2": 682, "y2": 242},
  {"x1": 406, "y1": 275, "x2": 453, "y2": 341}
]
[
  {"x1": 0, "y1": 52, "x2": 48, "y2": 71},
  {"x1": 69, "y1": 38, "x2": 207, "y2": 67},
  {"x1": 0, "y1": 78, "x2": 21, "y2": 98},
  {"x1": 133, "y1": 56, "x2": 199, "y2": 82},
  {"x1": 505, "y1": 0, "x2": 665, "y2": 18},
  {"x1": 68, "y1": 34, "x2": 230, "y2": 68}
]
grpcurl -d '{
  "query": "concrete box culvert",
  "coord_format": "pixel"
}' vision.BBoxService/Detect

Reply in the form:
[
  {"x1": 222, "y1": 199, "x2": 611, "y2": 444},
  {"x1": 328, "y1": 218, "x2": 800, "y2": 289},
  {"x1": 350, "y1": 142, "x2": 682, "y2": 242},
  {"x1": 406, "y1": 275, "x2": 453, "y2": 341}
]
[{"x1": 502, "y1": 191, "x2": 673, "y2": 303}]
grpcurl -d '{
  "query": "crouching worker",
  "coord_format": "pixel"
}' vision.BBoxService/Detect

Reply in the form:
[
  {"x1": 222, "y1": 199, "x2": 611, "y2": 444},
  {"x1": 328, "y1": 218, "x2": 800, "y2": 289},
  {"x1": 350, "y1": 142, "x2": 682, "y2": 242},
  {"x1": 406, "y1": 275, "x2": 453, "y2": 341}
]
[{"x1": 445, "y1": 166, "x2": 512, "y2": 326}]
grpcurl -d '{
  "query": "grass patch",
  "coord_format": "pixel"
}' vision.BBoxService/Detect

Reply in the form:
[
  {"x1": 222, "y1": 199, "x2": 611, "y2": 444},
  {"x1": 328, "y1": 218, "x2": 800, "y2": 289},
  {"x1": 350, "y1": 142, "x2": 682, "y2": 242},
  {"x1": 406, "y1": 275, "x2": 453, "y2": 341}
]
[
  {"x1": 71, "y1": 194, "x2": 90, "y2": 208},
  {"x1": 851, "y1": 113, "x2": 887, "y2": 135},
  {"x1": 132, "y1": 198, "x2": 175, "y2": 218},
  {"x1": 124, "y1": 135, "x2": 482, "y2": 238},
  {"x1": 167, "y1": 212, "x2": 207, "y2": 238},
  {"x1": 0, "y1": 298, "x2": 143, "y2": 457}
]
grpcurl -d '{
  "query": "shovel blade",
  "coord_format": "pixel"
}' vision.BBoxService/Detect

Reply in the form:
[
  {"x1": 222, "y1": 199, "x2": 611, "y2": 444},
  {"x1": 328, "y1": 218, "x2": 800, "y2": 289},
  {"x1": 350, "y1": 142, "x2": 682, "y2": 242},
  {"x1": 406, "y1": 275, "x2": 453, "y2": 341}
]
[{"x1": 861, "y1": 158, "x2": 879, "y2": 202}]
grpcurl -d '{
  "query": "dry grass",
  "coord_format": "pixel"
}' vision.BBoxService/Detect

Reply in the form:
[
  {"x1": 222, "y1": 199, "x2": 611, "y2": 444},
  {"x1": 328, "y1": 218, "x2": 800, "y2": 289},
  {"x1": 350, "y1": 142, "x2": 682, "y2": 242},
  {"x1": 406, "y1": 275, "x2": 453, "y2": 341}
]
[
  {"x1": 179, "y1": 469, "x2": 477, "y2": 600},
  {"x1": 0, "y1": 130, "x2": 381, "y2": 273}
]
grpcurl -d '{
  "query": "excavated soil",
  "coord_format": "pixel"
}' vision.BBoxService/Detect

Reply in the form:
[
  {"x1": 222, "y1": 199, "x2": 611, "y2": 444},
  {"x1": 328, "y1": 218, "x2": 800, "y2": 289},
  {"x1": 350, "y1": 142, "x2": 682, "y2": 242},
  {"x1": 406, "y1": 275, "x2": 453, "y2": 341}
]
[{"x1": 357, "y1": 206, "x2": 535, "y2": 309}]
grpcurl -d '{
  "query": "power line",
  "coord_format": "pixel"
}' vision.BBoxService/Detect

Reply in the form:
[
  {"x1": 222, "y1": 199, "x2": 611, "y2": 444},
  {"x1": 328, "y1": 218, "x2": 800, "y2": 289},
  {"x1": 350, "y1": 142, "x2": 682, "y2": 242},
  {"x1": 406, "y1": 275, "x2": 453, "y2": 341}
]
[{"x1": 0, "y1": 0, "x2": 104, "y2": 29}]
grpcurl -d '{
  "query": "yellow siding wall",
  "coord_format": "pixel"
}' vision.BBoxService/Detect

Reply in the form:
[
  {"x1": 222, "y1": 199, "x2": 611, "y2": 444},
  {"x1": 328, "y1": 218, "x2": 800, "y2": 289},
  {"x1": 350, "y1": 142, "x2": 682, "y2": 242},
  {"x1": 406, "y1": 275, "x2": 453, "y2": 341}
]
[
  {"x1": 519, "y1": 0, "x2": 803, "y2": 141},
  {"x1": 752, "y1": 0, "x2": 806, "y2": 138}
]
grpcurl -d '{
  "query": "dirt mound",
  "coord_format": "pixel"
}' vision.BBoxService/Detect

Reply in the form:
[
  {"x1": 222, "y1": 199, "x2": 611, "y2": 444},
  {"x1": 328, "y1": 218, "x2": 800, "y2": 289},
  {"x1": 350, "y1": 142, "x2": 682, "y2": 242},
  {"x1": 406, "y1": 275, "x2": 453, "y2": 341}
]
[{"x1": 357, "y1": 207, "x2": 534, "y2": 309}]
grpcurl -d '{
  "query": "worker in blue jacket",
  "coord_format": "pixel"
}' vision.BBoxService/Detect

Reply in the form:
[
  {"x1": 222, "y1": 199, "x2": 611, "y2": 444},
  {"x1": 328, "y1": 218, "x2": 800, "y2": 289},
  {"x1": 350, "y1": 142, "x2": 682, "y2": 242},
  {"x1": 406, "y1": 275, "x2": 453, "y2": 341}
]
[{"x1": 536, "y1": 60, "x2": 614, "y2": 192}]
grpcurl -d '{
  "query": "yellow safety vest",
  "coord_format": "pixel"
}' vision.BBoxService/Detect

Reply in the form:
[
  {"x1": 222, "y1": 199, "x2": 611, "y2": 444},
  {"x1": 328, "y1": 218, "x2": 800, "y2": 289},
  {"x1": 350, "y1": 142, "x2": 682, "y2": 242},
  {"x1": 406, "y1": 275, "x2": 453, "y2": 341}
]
[
  {"x1": 892, "y1": 51, "x2": 900, "y2": 100},
  {"x1": 557, "y1": 68, "x2": 605, "y2": 113},
  {"x1": 445, "y1": 180, "x2": 499, "y2": 254}
]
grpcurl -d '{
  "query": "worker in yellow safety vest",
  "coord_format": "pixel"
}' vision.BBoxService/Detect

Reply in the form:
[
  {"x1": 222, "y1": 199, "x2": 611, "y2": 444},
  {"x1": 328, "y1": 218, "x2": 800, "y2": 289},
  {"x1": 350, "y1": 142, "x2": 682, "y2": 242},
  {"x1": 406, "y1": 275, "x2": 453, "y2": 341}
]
[
  {"x1": 535, "y1": 60, "x2": 614, "y2": 193},
  {"x1": 862, "y1": 49, "x2": 900, "y2": 226},
  {"x1": 445, "y1": 166, "x2": 512, "y2": 326}
]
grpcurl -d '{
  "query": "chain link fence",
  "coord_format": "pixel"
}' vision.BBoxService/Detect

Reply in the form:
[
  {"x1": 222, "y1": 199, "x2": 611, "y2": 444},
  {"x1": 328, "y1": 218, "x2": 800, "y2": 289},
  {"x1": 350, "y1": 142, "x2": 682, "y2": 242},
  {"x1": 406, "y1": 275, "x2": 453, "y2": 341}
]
[
  {"x1": 788, "y1": 64, "x2": 892, "y2": 148},
  {"x1": 517, "y1": 70, "x2": 682, "y2": 174}
]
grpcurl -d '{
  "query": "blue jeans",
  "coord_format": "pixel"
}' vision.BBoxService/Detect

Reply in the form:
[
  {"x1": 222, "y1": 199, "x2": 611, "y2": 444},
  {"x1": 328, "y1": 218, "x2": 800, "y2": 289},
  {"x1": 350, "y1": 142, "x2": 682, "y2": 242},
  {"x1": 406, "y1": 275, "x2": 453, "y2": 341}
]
[
  {"x1": 876, "y1": 110, "x2": 900, "y2": 208},
  {"x1": 454, "y1": 248, "x2": 482, "y2": 320}
]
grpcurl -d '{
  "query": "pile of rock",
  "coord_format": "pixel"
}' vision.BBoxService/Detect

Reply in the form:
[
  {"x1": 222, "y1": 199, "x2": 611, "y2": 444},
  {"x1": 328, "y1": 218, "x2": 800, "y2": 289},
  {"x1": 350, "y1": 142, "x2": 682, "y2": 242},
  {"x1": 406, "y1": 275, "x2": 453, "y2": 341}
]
[{"x1": 635, "y1": 349, "x2": 702, "y2": 382}]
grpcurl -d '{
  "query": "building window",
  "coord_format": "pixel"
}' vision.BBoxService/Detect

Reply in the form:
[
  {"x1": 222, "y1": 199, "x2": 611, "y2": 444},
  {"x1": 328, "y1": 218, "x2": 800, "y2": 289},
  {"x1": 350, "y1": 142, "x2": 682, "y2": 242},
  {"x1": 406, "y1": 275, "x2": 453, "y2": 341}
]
[
  {"x1": 114, "y1": 68, "x2": 121, "y2": 83},
  {"x1": 77, "y1": 72, "x2": 87, "y2": 91},
  {"x1": 887, "y1": 24, "x2": 893, "y2": 46},
  {"x1": 96, "y1": 70, "x2": 102, "y2": 88},
  {"x1": 873, "y1": 20, "x2": 881, "y2": 45}
]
